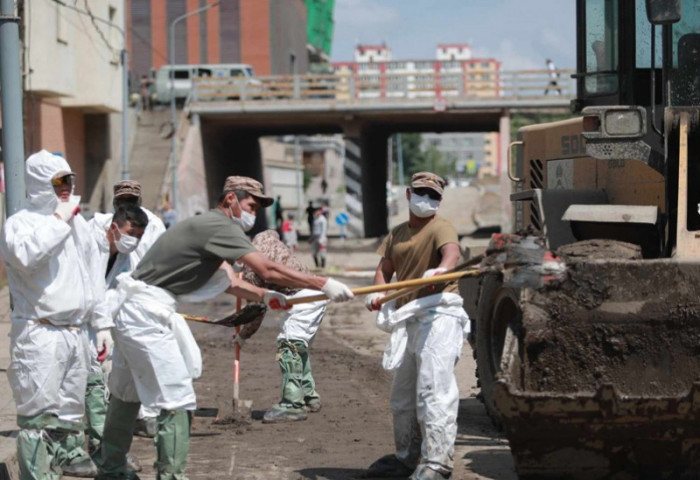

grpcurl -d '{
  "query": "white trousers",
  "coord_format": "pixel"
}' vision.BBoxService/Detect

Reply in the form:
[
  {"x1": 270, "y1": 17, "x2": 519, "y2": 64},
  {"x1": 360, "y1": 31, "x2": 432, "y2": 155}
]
[
  {"x1": 8, "y1": 321, "x2": 90, "y2": 424},
  {"x1": 390, "y1": 313, "x2": 464, "y2": 473}
]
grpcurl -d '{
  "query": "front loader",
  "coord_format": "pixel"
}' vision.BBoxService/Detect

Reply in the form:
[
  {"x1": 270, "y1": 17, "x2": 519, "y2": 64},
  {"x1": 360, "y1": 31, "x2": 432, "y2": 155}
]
[{"x1": 461, "y1": 1, "x2": 700, "y2": 478}]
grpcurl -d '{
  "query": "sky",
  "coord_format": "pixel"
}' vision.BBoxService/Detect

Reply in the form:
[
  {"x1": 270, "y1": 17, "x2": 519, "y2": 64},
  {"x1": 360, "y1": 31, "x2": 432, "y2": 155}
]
[{"x1": 331, "y1": 0, "x2": 577, "y2": 70}]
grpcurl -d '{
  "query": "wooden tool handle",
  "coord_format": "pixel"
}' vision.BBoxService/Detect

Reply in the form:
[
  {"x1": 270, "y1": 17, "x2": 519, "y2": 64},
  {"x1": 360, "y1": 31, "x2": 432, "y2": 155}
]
[
  {"x1": 182, "y1": 313, "x2": 211, "y2": 323},
  {"x1": 286, "y1": 269, "x2": 480, "y2": 305}
]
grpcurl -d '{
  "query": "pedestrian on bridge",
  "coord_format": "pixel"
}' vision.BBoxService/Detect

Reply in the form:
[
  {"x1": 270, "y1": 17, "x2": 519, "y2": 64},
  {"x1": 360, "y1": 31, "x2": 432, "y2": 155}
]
[
  {"x1": 545, "y1": 58, "x2": 561, "y2": 95},
  {"x1": 365, "y1": 172, "x2": 469, "y2": 480},
  {"x1": 97, "y1": 176, "x2": 354, "y2": 480}
]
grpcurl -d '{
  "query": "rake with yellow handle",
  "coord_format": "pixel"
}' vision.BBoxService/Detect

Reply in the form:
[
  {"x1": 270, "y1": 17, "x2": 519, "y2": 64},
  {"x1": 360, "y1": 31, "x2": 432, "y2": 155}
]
[
  {"x1": 377, "y1": 269, "x2": 485, "y2": 306},
  {"x1": 286, "y1": 253, "x2": 490, "y2": 306}
]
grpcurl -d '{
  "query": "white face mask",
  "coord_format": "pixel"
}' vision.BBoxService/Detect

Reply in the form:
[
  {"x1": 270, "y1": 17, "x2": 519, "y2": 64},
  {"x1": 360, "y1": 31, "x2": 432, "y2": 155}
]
[
  {"x1": 230, "y1": 196, "x2": 257, "y2": 232},
  {"x1": 409, "y1": 193, "x2": 440, "y2": 218},
  {"x1": 113, "y1": 226, "x2": 140, "y2": 254}
]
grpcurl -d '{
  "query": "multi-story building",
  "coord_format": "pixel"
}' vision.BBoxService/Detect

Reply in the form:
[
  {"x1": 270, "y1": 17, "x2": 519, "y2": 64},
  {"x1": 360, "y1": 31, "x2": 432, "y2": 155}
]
[
  {"x1": 22, "y1": 0, "x2": 126, "y2": 211},
  {"x1": 128, "y1": 0, "x2": 310, "y2": 81},
  {"x1": 333, "y1": 43, "x2": 500, "y2": 100},
  {"x1": 333, "y1": 44, "x2": 501, "y2": 178}
]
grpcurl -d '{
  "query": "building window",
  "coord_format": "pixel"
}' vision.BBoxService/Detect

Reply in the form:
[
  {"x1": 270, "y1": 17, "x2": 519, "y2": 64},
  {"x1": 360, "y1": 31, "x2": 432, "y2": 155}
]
[
  {"x1": 482, "y1": 61, "x2": 490, "y2": 68},
  {"x1": 56, "y1": 4, "x2": 68, "y2": 44}
]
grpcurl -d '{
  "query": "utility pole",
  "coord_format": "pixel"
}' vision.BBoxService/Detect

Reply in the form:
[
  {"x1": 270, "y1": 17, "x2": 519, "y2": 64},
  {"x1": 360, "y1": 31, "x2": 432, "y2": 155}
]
[
  {"x1": 168, "y1": 2, "x2": 219, "y2": 216},
  {"x1": 0, "y1": 0, "x2": 26, "y2": 217}
]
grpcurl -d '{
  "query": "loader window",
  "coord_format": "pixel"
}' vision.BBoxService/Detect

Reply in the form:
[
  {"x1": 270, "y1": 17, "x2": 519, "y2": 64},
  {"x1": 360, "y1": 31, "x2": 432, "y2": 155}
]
[
  {"x1": 584, "y1": 0, "x2": 618, "y2": 94},
  {"x1": 635, "y1": 1, "x2": 663, "y2": 68},
  {"x1": 670, "y1": 3, "x2": 700, "y2": 106}
]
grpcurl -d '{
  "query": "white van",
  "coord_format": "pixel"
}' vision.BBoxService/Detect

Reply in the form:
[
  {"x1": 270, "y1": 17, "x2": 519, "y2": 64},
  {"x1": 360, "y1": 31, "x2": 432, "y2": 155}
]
[{"x1": 154, "y1": 63, "x2": 256, "y2": 103}]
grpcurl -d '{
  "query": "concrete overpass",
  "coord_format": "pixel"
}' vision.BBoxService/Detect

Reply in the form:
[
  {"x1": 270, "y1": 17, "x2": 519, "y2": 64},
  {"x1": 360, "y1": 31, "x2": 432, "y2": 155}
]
[{"x1": 173, "y1": 70, "x2": 574, "y2": 237}]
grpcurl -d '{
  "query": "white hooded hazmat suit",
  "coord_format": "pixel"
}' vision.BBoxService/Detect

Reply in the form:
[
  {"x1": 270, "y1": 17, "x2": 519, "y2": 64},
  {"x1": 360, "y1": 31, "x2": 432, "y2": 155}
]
[{"x1": 0, "y1": 150, "x2": 109, "y2": 478}]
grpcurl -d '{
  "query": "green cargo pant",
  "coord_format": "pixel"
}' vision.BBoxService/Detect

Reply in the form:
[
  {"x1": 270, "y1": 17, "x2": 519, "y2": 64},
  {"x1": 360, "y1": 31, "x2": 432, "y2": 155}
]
[
  {"x1": 271, "y1": 339, "x2": 320, "y2": 413},
  {"x1": 16, "y1": 413, "x2": 89, "y2": 480}
]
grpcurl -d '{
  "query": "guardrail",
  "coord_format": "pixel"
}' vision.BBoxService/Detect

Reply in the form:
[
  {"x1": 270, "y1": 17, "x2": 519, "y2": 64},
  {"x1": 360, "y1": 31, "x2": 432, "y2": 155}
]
[{"x1": 190, "y1": 69, "x2": 575, "y2": 103}]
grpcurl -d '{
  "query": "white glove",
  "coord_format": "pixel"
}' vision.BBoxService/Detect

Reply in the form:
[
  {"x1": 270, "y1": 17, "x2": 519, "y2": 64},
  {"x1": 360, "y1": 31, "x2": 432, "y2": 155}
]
[
  {"x1": 321, "y1": 278, "x2": 354, "y2": 302},
  {"x1": 263, "y1": 290, "x2": 291, "y2": 310},
  {"x1": 364, "y1": 292, "x2": 385, "y2": 311},
  {"x1": 422, "y1": 267, "x2": 448, "y2": 279},
  {"x1": 54, "y1": 202, "x2": 81, "y2": 222},
  {"x1": 96, "y1": 328, "x2": 114, "y2": 363}
]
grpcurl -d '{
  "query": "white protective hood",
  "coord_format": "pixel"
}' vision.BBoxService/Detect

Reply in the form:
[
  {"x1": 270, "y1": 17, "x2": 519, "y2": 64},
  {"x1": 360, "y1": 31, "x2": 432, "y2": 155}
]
[{"x1": 25, "y1": 150, "x2": 79, "y2": 213}]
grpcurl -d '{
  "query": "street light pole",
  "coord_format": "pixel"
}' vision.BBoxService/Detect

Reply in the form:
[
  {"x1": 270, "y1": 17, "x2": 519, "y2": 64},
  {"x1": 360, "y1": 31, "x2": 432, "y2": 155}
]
[
  {"x1": 168, "y1": 1, "x2": 219, "y2": 216},
  {"x1": 0, "y1": 0, "x2": 25, "y2": 218}
]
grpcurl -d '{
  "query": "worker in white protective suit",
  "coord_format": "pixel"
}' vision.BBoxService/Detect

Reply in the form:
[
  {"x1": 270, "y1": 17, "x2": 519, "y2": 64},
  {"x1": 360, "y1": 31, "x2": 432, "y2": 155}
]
[
  {"x1": 0, "y1": 150, "x2": 113, "y2": 479},
  {"x1": 97, "y1": 180, "x2": 167, "y2": 440},
  {"x1": 97, "y1": 176, "x2": 355, "y2": 480},
  {"x1": 365, "y1": 172, "x2": 468, "y2": 480},
  {"x1": 83, "y1": 204, "x2": 150, "y2": 474},
  {"x1": 236, "y1": 229, "x2": 328, "y2": 423}
]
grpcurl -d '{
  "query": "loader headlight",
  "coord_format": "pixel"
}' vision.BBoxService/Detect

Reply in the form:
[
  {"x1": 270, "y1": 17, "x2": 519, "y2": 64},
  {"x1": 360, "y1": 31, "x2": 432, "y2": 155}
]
[
  {"x1": 581, "y1": 106, "x2": 647, "y2": 139},
  {"x1": 604, "y1": 109, "x2": 643, "y2": 136}
]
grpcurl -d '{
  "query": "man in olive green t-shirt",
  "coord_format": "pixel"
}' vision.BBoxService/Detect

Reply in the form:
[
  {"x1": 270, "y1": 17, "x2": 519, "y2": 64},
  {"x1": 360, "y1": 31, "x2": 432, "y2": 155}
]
[
  {"x1": 98, "y1": 176, "x2": 354, "y2": 480},
  {"x1": 365, "y1": 172, "x2": 467, "y2": 480}
]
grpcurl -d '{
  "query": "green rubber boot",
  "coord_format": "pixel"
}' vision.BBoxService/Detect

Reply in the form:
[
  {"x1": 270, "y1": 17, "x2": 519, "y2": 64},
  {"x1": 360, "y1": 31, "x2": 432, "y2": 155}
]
[
  {"x1": 154, "y1": 410, "x2": 191, "y2": 480},
  {"x1": 16, "y1": 427, "x2": 61, "y2": 480},
  {"x1": 17, "y1": 414, "x2": 89, "y2": 480},
  {"x1": 96, "y1": 397, "x2": 140, "y2": 480},
  {"x1": 85, "y1": 370, "x2": 108, "y2": 457}
]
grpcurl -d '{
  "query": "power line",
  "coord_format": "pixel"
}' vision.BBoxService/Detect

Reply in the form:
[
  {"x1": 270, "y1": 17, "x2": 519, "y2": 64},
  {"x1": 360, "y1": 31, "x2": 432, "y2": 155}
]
[{"x1": 83, "y1": 0, "x2": 119, "y2": 56}]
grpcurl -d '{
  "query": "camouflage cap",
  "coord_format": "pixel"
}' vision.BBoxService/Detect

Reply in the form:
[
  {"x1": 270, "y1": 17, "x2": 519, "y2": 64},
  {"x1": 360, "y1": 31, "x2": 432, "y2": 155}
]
[
  {"x1": 411, "y1": 171, "x2": 446, "y2": 196},
  {"x1": 113, "y1": 180, "x2": 142, "y2": 198},
  {"x1": 223, "y1": 175, "x2": 274, "y2": 207}
]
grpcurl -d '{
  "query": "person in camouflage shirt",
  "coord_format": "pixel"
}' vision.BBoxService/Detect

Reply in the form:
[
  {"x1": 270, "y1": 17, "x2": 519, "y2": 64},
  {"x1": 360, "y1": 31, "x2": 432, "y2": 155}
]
[{"x1": 238, "y1": 230, "x2": 328, "y2": 423}]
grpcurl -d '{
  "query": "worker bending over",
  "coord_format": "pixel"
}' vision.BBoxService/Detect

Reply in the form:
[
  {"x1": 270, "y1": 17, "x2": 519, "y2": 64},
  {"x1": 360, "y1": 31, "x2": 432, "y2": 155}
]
[
  {"x1": 98, "y1": 176, "x2": 354, "y2": 480},
  {"x1": 237, "y1": 229, "x2": 328, "y2": 423},
  {"x1": 365, "y1": 172, "x2": 469, "y2": 480}
]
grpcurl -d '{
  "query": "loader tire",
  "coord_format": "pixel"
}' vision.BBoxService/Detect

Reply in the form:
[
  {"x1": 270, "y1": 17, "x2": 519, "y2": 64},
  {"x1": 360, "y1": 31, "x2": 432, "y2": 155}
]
[{"x1": 475, "y1": 274, "x2": 521, "y2": 428}]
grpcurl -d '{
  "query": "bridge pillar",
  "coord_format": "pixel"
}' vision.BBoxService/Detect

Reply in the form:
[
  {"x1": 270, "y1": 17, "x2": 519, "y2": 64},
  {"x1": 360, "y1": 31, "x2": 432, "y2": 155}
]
[
  {"x1": 343, "y1": 136, "x2": 365, "y2": 238},
  {"x1": 200, "y1": 123, "x2": 268, "y2": 231},
  {"x1": 360, "y1": 128, "x2": 389, "y2": 238}
]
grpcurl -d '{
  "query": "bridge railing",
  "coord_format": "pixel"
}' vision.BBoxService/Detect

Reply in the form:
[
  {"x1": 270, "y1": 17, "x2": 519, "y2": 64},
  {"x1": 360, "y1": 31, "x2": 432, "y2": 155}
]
[{"x1": 190, "y1": 69, "x2": 575, "y2": 103}]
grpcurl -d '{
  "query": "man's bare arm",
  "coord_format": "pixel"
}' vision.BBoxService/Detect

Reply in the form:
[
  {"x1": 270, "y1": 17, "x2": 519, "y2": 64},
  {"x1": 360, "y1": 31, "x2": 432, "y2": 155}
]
[
  {"x1": 437, "y1": 243, "x2": 461, "y2": 270},
  {"x1": 373, "y1": 257, "x2": 395, "y2": 285}
]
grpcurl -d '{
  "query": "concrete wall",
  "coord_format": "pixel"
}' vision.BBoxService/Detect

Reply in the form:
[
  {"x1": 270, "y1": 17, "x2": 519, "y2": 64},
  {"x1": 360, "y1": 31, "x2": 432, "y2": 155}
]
[
  {"x1": 26, "y1": 0, "x2": 124, "y2": 112},
  {"x1": 269, "y1": 0, "x2": 308, "y2": 75}
]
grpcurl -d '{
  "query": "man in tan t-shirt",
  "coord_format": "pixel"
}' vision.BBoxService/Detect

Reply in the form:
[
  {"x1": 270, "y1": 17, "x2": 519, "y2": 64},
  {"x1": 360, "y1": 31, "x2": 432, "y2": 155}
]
[{"x1": 365, "y1": 172, "x2": 467, "y2": 480}]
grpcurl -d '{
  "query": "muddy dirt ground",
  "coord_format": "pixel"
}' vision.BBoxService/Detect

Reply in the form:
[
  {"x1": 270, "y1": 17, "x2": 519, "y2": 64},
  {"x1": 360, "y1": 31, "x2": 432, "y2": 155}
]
[{"x1": 123, "y1": 236, "x2": 516, "y2": 480}]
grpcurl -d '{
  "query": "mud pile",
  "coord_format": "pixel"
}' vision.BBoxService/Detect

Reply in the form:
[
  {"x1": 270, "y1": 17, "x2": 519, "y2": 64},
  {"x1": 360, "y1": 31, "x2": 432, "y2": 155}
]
[{"x1": 514, "y1": 240, "x2": 700, "y2": 396}]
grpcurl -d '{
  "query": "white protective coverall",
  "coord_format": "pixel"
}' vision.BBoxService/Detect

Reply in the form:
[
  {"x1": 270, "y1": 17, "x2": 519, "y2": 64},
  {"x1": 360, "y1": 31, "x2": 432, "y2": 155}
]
[
  {"x1": 0, "y1": 150, "x2": 109, "y2": 423},
  {"x1": 277, "y1": 289, "x2": 327, "y2": 344},
  {"x1": 376, "y1": 292, "x2": 469, "y2": 476},
  {"x1": 108, "y1": 269, "x2": 229, "y2": 411}
]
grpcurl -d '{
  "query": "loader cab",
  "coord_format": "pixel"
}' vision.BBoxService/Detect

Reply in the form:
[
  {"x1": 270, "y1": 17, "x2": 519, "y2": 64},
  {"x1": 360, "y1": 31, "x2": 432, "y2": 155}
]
[{"x1": 576, "y1": 0, "x2": 700, "y2": 111}]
